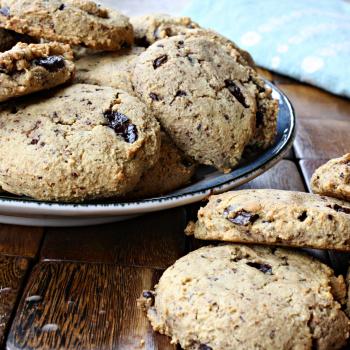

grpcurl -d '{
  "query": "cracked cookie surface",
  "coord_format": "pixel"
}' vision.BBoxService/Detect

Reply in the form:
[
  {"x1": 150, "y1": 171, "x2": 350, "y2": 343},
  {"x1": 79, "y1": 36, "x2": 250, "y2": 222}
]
[
  {"x1": 0, "y1": 0, "x2": 133, "y2": 50},
  {"x1": 132, "y1": 35, "x2": 260, "y2": 172},
  {"x1": 75, "y1": 46, "x2": 144, "y2": 94},
  {"x1": 0, "y1": 84, "x2": 160, "y2": 202},
  {"x1": 186, "y1": 189, "x2": 350, "y2": 251},
  {"x1": 139, "y1": 244, "x2": 349, "y2": 350},
  {"x1": 311, "y1": 154, "x2": 350, "y2": 201},
  {"x1": 0, "y1": 42, "x2": 75, "y2": 102}
]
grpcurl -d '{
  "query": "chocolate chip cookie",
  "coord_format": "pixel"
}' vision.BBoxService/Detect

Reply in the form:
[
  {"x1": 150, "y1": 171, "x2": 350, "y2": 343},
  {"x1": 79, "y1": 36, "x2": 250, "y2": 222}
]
[
  {"x1": 0, "y1": 84, "x2": 160, "y2": 202},
  {"x1": 0, "y1": 42, "x2": 75, "y2": 102},
  {"x1": 139, "y1": 244, "x2": 349, "y2": 350},
  {"x1": 133, "y1": 35, "x2": 261, "y2": 172},
  {"x1": 186, "y1": 189, "x2": 350, "y2": 251},
  {"x1": 75, "y1": 46, "x2": 145, "y2": 94},
  {"x1": 311, "y1": 154, "x2": 350, "y2": 201},
  {"x1": 0, "y1": 0, "x2": 133, "y2": 51},
  {"x1": 127, "y1": 132, "x2": 196, "y2": 198}
]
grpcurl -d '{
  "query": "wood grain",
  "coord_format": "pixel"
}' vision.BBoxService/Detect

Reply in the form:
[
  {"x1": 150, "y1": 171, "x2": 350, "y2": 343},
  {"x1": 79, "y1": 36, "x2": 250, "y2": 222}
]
[
  {"x1": 0, "y1": 255, "x2": 29, "y2": 348},
  {"x1": 294, "y1": 119, "x2": 350, "y2": 159},
  {"x1": 7, "y1": 262, "x2": 174, "y2": 350},
  {"x1": 299, "y1": 159, "x2": 328, "y2": 192},
  {"x1": 0, "y1": 225, "x2": 43, "y2": 258},
  {"x1": 41, "y1": 208, "x2": 187, "y2": 269},
  {"x1": 278, "y1": 84, "x2": 350, "y2": 121}
]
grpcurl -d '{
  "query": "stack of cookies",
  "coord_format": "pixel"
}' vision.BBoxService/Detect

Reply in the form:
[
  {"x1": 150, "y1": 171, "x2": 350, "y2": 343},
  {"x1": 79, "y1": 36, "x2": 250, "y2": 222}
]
[
  {"x1": 139, "y1": 163, "x2": 350, "y2": 349},
  {"x1": 0, "y1": 1, "x2": 278, "y2": 202}
]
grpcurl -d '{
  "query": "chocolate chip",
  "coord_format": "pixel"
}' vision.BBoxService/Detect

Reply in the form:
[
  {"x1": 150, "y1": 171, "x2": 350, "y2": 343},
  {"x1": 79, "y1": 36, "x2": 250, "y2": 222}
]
[
  {"x1": 297, "y1": 211, "x2": 307, "y2": 222},
  {"x1": 30, "y1": 139, "x2": 39, "y2": 145},
  {"x1": 224, "y1": 79, "x2": 249, "y2": 108},
  {"x1": 224, "y1": 208, "x2": 259, "y2": 226},
  {"x1": 0, "y1": 6, "x2": 10, "y2": 17},
  {"x1": 153, "y1": 54, "x2": 168, "y2": 69},
  {"x1": 32, "y1": 56, "x2": 65, "y2": 72},
  {"x1": 175, "y1": 90, "x2": 187, "y2": 97},
  {"x1": 181, "y1": 158, "x2": 193, "y2": 168},
  {"x1": 104, "y1": 110, "x2": 138, "y2": 143},
  {"x1": 199, "y1": 345, "x2": 213, "y2": 350},
  {"x1": 58, "y1": 4, "x2": 65, "y2": 10},
  {"x1": 328, "y1": 214, "x2": 334, "y2": 220},
  {"x1": 246, "y1": 262, "x2": 272, "y2": 274},
  {"x1": 328, "y1": 204, "x2": 350, "y2": 214},
  {"x1": 142, "y1": 291, "x2": 155, "y2": 305},
  {"x1": 149, "y1": 92, "x2": 160, "y2": 101}
]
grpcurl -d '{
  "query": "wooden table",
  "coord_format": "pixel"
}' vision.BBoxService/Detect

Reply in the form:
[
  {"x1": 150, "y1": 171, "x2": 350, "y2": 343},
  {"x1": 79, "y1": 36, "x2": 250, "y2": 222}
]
[{"x1": 1, "y1": 2, "x2": 350, "y2": 350}]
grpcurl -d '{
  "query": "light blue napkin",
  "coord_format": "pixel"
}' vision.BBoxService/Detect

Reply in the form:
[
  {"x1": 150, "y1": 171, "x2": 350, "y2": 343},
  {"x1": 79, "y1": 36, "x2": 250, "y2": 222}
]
[{"x1": 183, "y1": 0, "x2": 350, "y2": 98}]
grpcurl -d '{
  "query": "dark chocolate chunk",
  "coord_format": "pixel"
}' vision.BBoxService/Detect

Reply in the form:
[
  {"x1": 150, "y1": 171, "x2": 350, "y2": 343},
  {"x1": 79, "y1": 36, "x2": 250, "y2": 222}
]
[
  {"x1": 297, "y1": 211, "x2": 307, "y2": 222},
  {"x1": 104, "y1": 110, "x2": 138, "y2": 143},
  {"x1": 32, "y1": 56, "x2": 65, "y2": 72},
  {"x1": 224, "y1": 79, "x2": 249, "y2": 108},
  {"x1": 328, "y1": 204, "x2": 350, "y2": 214},
  {"x1": 142, "y1": 291, "x2": 155, "y2": 305},
  {"x1": 0, "y1": 6, "x2": 10, "y2": 17},
  {"x1": 246, "y1": 262, "x2": 272, "y2": 274},
  {"x1": 149, "y1": 92, "x2": 160, "y2": 101},
  {"x1": 199, "y1": 345, "x2": 213, "y2": 350},
  {"x1": 175, "y1": 90, "x2": 187, "y2": 97},
  {"x1": 224, "y1": 208, "x2": 259, "y2": 226},
  {"x1": 58, "y1": 4, "x2": 65, "y2": 10},
  {"x1": 153, "y1": 54, "x2": 168, "y2": 69}
]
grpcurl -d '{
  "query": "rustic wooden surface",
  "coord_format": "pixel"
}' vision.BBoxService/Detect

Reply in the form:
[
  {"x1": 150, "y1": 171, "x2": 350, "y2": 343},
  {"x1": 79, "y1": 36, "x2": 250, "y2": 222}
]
[{"x1": 0, "y1": 2, "x2": 350, "y2": 349}]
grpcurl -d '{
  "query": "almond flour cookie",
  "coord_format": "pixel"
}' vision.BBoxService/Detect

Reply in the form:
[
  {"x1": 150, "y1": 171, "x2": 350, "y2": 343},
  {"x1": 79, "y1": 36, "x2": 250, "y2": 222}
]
[
  {"x1": 0, "y1": 0, "x2": 133, "y2": 51},
  {"x1": 311, "y1": 154, "x2": 350, "y2": 201},
  {"x1": 132, "y1": 35, "x2": 260, "y2": 172},
  {"x1": 139, "y1": 244, "x2": 349, "y2": 350},
  {"x1": 0, "y1": 42, "x2": 75, "y2": 102},
  {"x1": 127, "y1": 132, "x2": 196, "y2": 199},
  {"x1": 75, "y1": 46, "x2": 145, "y2": 94},
  {"x1": 186, "y1": 189, "x2": 350, "y2": 251},
  {"x1": 0, "y1": 84, "x2": 160, "y2": 202}
]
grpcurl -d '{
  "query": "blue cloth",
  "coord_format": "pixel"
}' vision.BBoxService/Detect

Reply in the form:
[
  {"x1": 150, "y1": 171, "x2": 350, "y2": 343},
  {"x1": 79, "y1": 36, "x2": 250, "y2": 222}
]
[{"x1": 183, "y1": 0, "x2": 350, "y2": 98}]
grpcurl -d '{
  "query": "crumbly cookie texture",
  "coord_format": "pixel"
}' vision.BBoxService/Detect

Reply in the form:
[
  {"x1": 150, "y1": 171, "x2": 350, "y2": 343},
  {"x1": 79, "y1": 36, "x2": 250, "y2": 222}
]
[
  {"x1": 133, "y1": 35, "x2": 260, "y2": 172},
  {"x1": 311, "y1": 154, "x2": 350, "y2": 201},
  {"x1": 0, "y1": 0, "x2": 133, "y2": 50},
  {"x1": 0, "y1": 28, "x2": 33, "y2": 52},
  {"x1": 185, "y1": 189, "x2": 350, "y2": 251},
  {"x1": 139, "y1": 244, "x2": 349, "y2": 350},
  {"x1": 0, "y1": 42, "x2": 75, "y2": 102},
  {"x1": 130, "y1": 14, "x2": 255, "y2": 68},
  {"x1": 75, "y1": 46, "x2": 145, "y2": 94},
  {"x1": 127, "y1": 132, "x2": 196, "y2": 199},
  {"x1": 0, "y1": 84, "x2": 161, "y2": 202}
]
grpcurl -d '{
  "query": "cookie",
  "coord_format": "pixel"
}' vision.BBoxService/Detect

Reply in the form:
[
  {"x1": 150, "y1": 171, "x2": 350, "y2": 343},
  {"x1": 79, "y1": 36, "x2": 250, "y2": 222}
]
[
  {"x1": 0, "y1": 84, "x2": 160, "y2": 202},
  {"x1": 0, "y1": 0, "x2": 133, "y2": 51},
  {"x1": 139, "y1": 244, "x2": 349, "y2": 350},
  {"x1": 0, "y1": 28, "x2": 33, "y2": 52},
  {"x1": 130, "y1": 14, "x2": 254, "y2": 68},
  {"x1": 185, "y1": 189, "x2": 350, "y2": 251},
  {"x1": 132, "y1": 35, "x2": 260, "y2": 172},
  {"x1": 75, "y1": 46, "x2": 145, "y2": 94},
  {"x1": 0, "y1": 42, "x2": 75, "y2": 102},
  {"x1": 127, "y1": 132, "x2": 196, "y2": 198},
  {"x1": 311, "y1": 154, "x2": 350, "y2": 201}
]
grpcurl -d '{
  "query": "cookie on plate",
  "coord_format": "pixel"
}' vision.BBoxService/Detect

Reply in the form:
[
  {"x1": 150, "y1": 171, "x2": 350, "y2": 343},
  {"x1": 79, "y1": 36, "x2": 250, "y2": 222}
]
[
  {"x1": 0, "y1": 0, "x2": 133, "y2": 51},
  {"x1": 127, "y1": 132, "x2": 196, "y2": 199},
  {"x1": 139, "y1": 244, "x2": 349, "y2": 350},
  {"x1": 75, "y1": 46, "x2": 145, "y2": 94},
  {"x1": 311, "y1": 154, "x2": 350, "y2": 201},
  {"x1": 0, "y1": 42, "x2": 75, "y2": 102},
  {"x1": 186, "y1": 189, "x2": 350, "y2": 251},
  {"x1": 0, "y1": 84, "x2": 160, "y2": 202},
  {"x1": 0, "y1": 28, "x2": 33, "y2": 52},
  {"x1": 133, "y1": 35, "x2": 261, "y2": 172}
]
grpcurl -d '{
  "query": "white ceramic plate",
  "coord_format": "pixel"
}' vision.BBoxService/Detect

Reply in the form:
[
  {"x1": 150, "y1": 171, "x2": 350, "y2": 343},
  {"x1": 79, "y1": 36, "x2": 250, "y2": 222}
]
[{"x1": 0, "y1": 82, "x2": 295, "y2": 226}]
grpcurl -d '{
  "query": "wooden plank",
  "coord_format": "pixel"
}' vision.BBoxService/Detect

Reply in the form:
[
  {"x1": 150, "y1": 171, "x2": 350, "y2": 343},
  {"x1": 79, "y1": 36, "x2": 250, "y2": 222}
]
[
  {"x1": 299, "y1": 159, "x2": 328, "y2": 192},
  {"x1": 42, "y1": 208, "x2": 187, "y2": 269},
  {"x1": 294, "y1": 119, "x2": 350, "y2": 159},
  {"x1": 7, "y1": 262, "x2": 174, "y2": 350},
  {"x1": 0, "y1": 225, "x2": 43, "y2": 258},
  {"x1": 239, "y1": 159, "x2": 305, "y2": 191},
  {"x1": 0, "y1": 255, "x2": 29, "y2": 348},
  {"x1": 278, "y1": 83, "x2": 350, "y2": 121}
]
